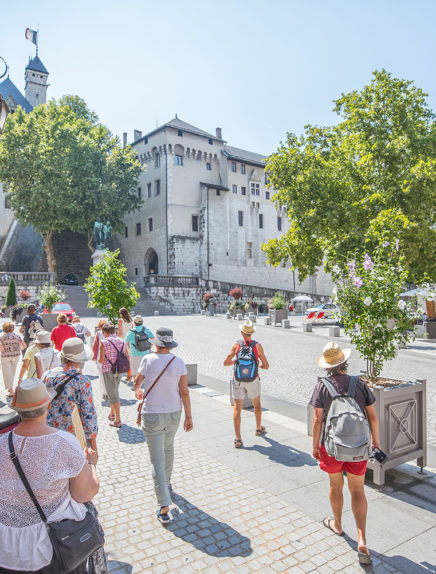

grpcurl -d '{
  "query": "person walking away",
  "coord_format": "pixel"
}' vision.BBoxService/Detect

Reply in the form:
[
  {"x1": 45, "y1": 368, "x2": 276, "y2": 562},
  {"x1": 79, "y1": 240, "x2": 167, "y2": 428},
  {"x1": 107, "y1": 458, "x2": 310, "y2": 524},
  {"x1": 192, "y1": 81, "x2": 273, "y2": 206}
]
[
  {"x1": 50, "y1": 313, "x2": 77, "y2": 351},
  {"x1": 224, "y1": 319, "x2": 269, "y2": 448},
  {"x1": 19, "y1": 304, "x2": 44, "y2": 351},
  {"x1": 72, "y1": 316, "x2": 91, "y2": 342},
  {"x1": 34, "y1": 331, "x2": 61, "y2": 379},
  {"x1": 117, "y1": 308, "x2": 133, "y2": 382},
  {"x1": 17, "y1": 341, "x2": 39, "y2": 385},
  {"x1": 310, "y1": 342, "x2": 380, "y2": 564},
  {"x1": 125, "y1": 315, "x2": 154, "y2": 379},
  {"x1": 0, "y1": 378, "x2": 102, "y2": 574},
  {"x1": 99, "y1": 322, "x2": 130, "y2": 428},
  {"x1": 44, "y1": 338, "x2": 98, "y2": 453},
  {"x1": 93, "y1": 319, "x2": 108, "y2": 400},
  {"x1": 134, "y1": 327, "x2": 193, "y2": 524},
  {"x1": 0, "y1": 321, "x2": 26, "y2": 398}
]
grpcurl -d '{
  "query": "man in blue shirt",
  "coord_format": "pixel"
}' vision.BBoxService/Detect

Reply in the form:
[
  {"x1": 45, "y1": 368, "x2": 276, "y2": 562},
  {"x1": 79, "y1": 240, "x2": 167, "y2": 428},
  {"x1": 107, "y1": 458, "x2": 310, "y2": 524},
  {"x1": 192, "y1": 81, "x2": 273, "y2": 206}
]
[{"x1": 125, "y1": 315, "x2": 154, "y2": 377}]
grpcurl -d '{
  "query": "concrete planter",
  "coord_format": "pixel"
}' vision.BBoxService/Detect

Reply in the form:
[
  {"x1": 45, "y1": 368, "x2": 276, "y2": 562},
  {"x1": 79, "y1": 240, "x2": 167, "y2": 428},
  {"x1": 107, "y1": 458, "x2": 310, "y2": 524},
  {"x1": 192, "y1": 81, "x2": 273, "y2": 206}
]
[
  {"x1": 41, "y1": 313, "x2": 59, "y2": 332},
  {"x1": 307, "y1": 378, "x2": 427, "y2": 486},
  {"x1": 367, "y1": 379, "x2": 426, "y2": 485},
  {"x1": 425, "y1": 321, "x2": 436, "y2": 339},
  {"x1": 186, "y1": 364, "x2": 198, "y2": 386},
  {"x1": 269, "y1": 308, "x2": 288, "y2": 326},
  {"x1": 229, "y1": 380, "x2": 252, "y2": 409}
]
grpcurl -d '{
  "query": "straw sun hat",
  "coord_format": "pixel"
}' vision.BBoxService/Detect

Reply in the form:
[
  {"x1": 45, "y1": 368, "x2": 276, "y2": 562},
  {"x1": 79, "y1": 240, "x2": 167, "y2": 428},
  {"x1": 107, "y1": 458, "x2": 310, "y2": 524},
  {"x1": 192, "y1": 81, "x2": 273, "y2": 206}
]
[
  {"x1": 240, "y1": 320, "x2": 256, "y2": 335},
  {"x1": 316, "y1": 342, "x2": 351, "y2": 369}
]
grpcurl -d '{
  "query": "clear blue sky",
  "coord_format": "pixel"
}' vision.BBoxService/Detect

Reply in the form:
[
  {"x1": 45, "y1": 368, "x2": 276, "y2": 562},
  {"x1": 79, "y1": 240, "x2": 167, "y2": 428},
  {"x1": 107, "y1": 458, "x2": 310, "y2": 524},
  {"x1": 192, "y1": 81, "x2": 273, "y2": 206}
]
[{"x1": 2, "y1": 0, "x2": 435, "y2": 154}]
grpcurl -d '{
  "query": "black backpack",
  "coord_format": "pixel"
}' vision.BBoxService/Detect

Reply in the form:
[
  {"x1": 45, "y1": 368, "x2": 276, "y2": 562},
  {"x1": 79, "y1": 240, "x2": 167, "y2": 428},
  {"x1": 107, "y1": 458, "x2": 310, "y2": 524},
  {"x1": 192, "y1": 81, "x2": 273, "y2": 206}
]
[
  {"x1": 234, "y1": 339, "x2": 258, "y2": 382},
  {"x1": 131, "y1": 327, "x2": 151, "y2": 352}
]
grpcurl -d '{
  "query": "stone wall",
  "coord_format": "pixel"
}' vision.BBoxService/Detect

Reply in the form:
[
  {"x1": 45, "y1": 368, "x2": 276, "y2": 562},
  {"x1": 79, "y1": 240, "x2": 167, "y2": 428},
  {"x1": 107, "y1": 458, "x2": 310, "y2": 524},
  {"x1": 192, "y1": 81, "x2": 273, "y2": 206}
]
[{"x1": 39, "y1": 231, "x2": 93, "y2": 283}]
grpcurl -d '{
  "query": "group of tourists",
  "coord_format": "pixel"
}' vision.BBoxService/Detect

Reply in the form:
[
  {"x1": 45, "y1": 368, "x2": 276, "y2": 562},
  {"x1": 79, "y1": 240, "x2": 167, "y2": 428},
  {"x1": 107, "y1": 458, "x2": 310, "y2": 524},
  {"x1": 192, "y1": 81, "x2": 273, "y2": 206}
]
[{"x1": 0, "y1": 307, "x2": 380, "y2": 571}]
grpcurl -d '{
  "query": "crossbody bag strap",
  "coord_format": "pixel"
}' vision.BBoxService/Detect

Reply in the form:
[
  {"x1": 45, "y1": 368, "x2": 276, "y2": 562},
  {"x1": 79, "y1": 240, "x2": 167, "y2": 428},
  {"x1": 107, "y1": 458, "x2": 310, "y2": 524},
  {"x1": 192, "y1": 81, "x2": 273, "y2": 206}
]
[
  {"x1": 8, "y1": 432, "x2": 48, "y2": 524},
  {"x1": 138, "y1": 356, "x2": 176, "y2": 412},
  {"x1": 53, "y1": 373, "x2": 79, "y2": 401}
]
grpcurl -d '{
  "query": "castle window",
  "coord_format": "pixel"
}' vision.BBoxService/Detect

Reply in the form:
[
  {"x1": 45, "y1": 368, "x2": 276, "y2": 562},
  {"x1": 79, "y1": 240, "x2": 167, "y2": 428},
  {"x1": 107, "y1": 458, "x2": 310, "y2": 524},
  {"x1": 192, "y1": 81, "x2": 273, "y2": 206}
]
[
  {"x1": 277, "y1": 216, "x2": 282, "y2": 231},
  {"x1": 136, "y1": 223, "x2": 142, "y2": 236},
  {"x1": 154, "y1": 153, "x2": 161, "y2": 168},
  {"x1": 238, "y1": 211, "x2": 244, "y2": 226},
  {"x1": 232, "y1": 185, "x2": 237, "y2": 193},
  {"x1": 206, "y1": 162, "x2": 211, "y2": 171},
  {"x1": 265, "y1": 190, "x2": 270, "y2": 200},
  {"x1": 124, "y1": 226, "x2": 128, "y2": 238},
  {"x1": 241, "y1": 186, "x2": 246, "y2": 196},
  {"x1": 148, "y1": 217, "x2": 153, "y2": 232},
  {"x1": 241, "y1": 164, "x2": 246, "y2": 174},
  {"x1": 155, "y1": 180, "x2": 160, "y2": 195},
  {"x1": 192, "y1": 215, "x2": 199, "y2": 232},
  {"x1": 247, "y1": 242, "x2": 252, "y2": 259},
  {"x1": 250, "y1": 182, "x2": 260, "y2": 196},
  {"x1": 232, "y1": 162, "x2": 237, "y2": 173},
  {"x1": 175, "y1": 154, "x2": 183, "y2": 166},
  {"x1": 259, "y1": 214, "x2": 264, "y2": 229},
  {"x1": 135, "y1": 267, "x2": 138, "y2": 275},
  {"x1": 208, "y1": 138, "x2": 213, "y2": 145},
  {"x1": 178, "y1": 130, "x2": 183, "y2": 137},
  {"x1": 4, "y1": 197, "x2": 10, "y2": 209},
  {"x1": 138, "y1": 187, "x2": 142, "y2": 200},
  {"x1": 265, "y1": 173, "x2": 269, "y2": 184},
  {"x1": 147, "y1": 183, "x2": 152, "y2": 198}
]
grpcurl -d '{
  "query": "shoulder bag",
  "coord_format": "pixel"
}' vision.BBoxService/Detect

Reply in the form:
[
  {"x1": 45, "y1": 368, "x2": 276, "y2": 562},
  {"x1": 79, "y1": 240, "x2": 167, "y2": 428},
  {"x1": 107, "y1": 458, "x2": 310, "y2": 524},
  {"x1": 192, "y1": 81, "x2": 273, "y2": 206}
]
[
  {"x1": 8, "y1": 432, "x2": 104, "y2": 573},
  {"x1": 136, "y1": 356, "x2": 176, "y2": 426}
]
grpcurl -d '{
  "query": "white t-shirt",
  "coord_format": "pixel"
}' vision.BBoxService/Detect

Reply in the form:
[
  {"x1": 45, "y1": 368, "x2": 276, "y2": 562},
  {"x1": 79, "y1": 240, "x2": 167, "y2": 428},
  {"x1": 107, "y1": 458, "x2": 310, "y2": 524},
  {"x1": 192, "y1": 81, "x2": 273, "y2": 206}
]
[
  {"x1": 35, "y1": 347, "x2": 61, "y2": 377},
  {"x1": 138, "y1": 352, "x2": 187, "y2": 414}
]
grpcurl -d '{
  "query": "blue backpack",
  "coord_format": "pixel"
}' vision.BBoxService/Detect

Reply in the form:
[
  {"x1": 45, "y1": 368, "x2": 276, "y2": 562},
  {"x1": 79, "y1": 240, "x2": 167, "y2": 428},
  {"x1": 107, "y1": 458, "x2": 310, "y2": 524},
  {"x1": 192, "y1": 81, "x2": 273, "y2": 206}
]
[{"x1": 234, "y1": 339, "x2": 258, "y2": 382}]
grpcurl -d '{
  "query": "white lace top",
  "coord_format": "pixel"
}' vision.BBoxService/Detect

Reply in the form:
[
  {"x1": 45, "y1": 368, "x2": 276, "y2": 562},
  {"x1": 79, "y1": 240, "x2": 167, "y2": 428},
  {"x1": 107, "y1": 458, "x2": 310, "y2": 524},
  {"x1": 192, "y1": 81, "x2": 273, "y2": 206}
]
[{"x1": 0, "y1": 429, "x2": 87, "y2": 571}]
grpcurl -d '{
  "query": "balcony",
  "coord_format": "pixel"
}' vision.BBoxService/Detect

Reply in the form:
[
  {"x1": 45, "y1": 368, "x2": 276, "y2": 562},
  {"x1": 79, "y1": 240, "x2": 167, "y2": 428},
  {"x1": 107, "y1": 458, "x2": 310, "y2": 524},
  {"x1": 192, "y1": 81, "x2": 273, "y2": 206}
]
[{"x1": 143, "y1": 275, "x2": 199, "y2": 287}]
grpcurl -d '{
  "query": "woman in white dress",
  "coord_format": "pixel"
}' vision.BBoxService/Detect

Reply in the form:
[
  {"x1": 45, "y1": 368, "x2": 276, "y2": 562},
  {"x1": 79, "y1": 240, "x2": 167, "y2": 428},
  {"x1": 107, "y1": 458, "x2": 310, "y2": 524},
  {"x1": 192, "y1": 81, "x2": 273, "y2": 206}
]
[{"x1": 0, "y1": 378, "x2": 100, "y2": 573}]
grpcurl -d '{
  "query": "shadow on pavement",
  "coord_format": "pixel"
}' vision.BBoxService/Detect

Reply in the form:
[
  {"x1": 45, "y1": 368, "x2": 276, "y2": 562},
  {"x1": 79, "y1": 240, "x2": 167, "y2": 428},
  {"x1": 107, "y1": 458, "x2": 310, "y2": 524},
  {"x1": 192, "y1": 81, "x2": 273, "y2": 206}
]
[
  {"x1": 243, "y1": 435, "x2": 318, "y2": 467},
  {"x1": 168, "y1": 493, "x2": 252, "y2": 558},
  {"x1": 119, "y1": 398, "x2": 136, "y2": 407},
  {"x1": 106, "y1": 559, "x2": 133, "y2": 573},
  {"x1": 116, "y1": 424, "x2": 145, "y2": 444}
]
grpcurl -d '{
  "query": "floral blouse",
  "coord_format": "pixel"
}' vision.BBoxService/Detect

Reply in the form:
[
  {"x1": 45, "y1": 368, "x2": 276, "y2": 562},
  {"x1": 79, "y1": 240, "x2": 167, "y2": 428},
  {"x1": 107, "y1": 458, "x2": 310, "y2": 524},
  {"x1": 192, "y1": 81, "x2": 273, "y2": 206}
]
[{"x1": 43, "y1": 366, "x2": 98, "y2": 441}]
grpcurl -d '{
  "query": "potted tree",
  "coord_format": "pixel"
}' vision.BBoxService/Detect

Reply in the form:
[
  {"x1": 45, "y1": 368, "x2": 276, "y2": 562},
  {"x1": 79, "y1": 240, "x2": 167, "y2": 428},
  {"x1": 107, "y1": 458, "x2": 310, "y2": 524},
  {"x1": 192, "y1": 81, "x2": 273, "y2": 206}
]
[
  {"x1": 331, "y1": 243, "x2": 427, "y2": 484},
  {"x1": 5, "y1": 277, "x2": 17, "y2": 318},
  {"x1": 203, "y1": 292, "x2": 216, "y2": 316},
  {"x1": 39, "y1": 282, "x2": 67, "y2": 332},
  {"x1": 268, "y1": 291, "x2": 288, "y2": 326}
]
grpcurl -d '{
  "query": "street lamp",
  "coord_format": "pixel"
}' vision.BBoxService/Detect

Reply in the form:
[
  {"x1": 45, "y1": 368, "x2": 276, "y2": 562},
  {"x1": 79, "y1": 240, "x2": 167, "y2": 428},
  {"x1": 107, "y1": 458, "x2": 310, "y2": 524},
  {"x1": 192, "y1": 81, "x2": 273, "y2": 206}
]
[{"x1": 0, "y1": 57, "x2": 10, "y2": 134}]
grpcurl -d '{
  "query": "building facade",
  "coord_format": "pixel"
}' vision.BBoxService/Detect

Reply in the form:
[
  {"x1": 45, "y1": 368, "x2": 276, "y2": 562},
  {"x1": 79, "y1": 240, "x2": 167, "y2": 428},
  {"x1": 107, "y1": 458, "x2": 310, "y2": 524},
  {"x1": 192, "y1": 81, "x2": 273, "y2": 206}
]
[{"x1": 120, "y1": 117, "x2": 332, "y2": 297}]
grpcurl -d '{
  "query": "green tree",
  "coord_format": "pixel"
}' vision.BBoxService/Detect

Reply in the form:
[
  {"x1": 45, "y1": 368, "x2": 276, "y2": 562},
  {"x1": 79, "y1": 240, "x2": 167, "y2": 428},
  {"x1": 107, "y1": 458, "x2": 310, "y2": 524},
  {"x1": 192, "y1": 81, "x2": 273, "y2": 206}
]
[
  {"x1": 84, "y1": 249, "x2": 139, "y2": 323},
  {"x1": 5, "y1": 277, "x2": 17, "y2": 307},
  {"x1": 0, "y1": 95, "x2": 143, "y2": 273},
  {"x1": 264, "y1": 70, "x2": 436, "y2": 282}
]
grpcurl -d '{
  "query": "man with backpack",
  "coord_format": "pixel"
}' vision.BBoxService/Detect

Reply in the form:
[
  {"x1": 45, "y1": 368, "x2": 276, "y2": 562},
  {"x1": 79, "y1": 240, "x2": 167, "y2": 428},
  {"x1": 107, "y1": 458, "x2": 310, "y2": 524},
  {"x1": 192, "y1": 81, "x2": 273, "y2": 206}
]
[
  {"x1": 310, "y1": 342, "x2": 380, "y2": 565},
  {"x1": 19, "y1": 304, "x2": 44, "y2": 350},
  {"x1": 224, "y1": 319, "x2": 269, "y2": 448},
  {"x1": 125, "y1": 315, "x2": 154, "y2": 378},
  {"x1": 99, "y1": 322, "x2": 130, "y2": 428}
]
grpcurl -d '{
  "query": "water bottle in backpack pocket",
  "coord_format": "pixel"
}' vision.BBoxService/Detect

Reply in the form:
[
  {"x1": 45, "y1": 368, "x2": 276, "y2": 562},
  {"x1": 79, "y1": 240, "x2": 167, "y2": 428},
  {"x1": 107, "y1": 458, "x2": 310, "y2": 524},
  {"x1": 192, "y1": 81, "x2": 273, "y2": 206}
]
[
  {"x1": 234, "y1": 340, "x2": 258, "y2": 382},
  {"x1": 321, "y1": 376, "x2": 372, "y2": 462}
]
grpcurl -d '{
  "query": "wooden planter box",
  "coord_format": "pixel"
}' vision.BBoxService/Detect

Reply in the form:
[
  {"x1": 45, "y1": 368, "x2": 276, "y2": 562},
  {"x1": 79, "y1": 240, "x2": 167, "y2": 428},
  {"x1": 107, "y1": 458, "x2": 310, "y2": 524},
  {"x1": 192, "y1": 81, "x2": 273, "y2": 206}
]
[
  {"x1": 269, "y1": 308, "x2": 288, "y2": 326},
  {"x1": 307, "y1": 378, "x2": 427, "y2": 486}
]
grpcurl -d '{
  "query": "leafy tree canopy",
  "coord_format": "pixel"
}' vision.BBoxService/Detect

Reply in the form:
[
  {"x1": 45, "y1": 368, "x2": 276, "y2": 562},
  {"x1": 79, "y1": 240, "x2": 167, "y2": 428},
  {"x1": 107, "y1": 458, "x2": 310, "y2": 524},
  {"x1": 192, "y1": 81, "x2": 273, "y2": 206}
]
[
  {"x1": 0, "y1": 95, "x2": 143, "y2": 272},
  {"x1": 264, "y1": 70, "x2": 436, "y2": 283}
]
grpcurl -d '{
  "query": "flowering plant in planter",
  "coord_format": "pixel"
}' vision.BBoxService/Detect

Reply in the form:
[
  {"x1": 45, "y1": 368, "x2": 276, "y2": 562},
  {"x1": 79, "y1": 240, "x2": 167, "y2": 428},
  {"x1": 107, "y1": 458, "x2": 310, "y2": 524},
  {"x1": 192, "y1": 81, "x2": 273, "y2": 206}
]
[
  {"x1": 19, "y1": 290, "x2": 31, "y2": 301},
  {"x1": 332, "y1": 243, "x2": 420, "y2": 380},
  {"x1": 268, "y1": 291, "x2": 287, "y2": 310},
  {"x1": 203, "y1": 292, "x2": 215, "y2": 308},
  {"x1": 229, "y1": 287, "x2": 243, "y2": 300}
]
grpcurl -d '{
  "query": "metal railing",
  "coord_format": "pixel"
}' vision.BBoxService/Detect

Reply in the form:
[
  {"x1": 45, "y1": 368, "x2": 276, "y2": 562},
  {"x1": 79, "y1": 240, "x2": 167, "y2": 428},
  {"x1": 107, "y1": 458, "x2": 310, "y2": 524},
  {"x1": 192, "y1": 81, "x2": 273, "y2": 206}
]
[{"x1": 143, "y1": 275, "x2": 200, "y2": 287}]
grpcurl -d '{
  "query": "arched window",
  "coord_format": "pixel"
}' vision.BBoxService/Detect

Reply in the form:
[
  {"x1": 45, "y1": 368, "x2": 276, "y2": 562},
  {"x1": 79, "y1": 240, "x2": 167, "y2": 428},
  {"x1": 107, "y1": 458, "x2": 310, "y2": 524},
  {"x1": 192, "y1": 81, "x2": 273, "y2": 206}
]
[{"x1": 144, "y1": 248, "x2": 159, "y2": 275}]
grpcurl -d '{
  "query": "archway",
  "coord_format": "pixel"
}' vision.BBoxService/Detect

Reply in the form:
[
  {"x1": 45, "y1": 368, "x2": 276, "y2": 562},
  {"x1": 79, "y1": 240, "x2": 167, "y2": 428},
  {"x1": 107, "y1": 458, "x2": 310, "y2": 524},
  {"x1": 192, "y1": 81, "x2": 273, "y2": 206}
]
[{"x1": 144, "y1": 248, "x2": 158, "y2": 275}]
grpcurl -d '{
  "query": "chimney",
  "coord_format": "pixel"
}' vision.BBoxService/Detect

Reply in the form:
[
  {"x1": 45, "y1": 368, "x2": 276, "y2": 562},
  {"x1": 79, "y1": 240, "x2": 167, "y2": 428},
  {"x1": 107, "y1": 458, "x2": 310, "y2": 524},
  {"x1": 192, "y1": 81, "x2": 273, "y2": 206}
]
[
  {"x1": 216, "y1": 127, "x2": 222, "y2": 140},
  {"x1": 123, "y1": 132, "x2": 128, "y2": 148},
  {"x1": 134, "y1": 130, "x2": 142, "y2": 141}
]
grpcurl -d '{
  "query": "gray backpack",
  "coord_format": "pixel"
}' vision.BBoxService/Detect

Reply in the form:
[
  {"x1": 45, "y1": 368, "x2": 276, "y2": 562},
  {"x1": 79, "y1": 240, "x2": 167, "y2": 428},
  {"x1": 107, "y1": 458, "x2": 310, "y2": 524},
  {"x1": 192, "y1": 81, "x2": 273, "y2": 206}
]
[{"x1": 321, "y1": 376, "x2": 371, "y2": 462}]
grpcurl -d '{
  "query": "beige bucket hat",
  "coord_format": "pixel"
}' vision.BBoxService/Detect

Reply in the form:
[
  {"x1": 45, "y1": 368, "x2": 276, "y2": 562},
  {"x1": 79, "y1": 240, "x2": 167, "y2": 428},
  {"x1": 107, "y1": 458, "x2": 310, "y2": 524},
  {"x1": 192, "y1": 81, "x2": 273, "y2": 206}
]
[
  {"x1": 60, "y1": 338, "x2": 93, "y2": 363},
  {"x1": 11, "y1": 378, "x2": 56, "y2": 412},
  {"x1": 240, "y1": 319, "x2": 256, "y2": 335},
  {"x1": 316, "y1": 342, "x2": 351, "y2": 369},
  {"x1": 35, "y1": 330, "x2": 51, "y2": 345}
]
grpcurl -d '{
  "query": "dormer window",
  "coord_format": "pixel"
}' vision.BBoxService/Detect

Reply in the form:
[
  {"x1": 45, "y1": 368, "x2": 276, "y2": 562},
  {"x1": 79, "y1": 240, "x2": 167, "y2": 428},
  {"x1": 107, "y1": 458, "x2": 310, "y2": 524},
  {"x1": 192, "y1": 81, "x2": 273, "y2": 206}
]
[{"x1": 178, "y1": 130, "x2": 183, "y2": 137}]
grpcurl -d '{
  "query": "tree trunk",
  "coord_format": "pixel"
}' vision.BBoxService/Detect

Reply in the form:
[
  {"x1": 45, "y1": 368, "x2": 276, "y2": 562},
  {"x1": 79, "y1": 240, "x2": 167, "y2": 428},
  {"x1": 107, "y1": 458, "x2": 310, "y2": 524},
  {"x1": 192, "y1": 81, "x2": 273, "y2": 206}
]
[
  {"x1": 43, "y1": 232, "x2": 57, "y2": 275},
  {"x1": 87, "y1": 232, "x2": 95, "y2": 254}
]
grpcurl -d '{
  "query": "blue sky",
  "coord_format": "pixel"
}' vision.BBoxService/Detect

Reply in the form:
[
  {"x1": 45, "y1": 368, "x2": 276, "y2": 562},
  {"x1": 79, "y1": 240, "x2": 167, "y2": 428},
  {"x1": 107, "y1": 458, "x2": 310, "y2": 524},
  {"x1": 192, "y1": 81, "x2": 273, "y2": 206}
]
[{"x1": 1, "y1": 0, "x2": 435, "y2": 153}]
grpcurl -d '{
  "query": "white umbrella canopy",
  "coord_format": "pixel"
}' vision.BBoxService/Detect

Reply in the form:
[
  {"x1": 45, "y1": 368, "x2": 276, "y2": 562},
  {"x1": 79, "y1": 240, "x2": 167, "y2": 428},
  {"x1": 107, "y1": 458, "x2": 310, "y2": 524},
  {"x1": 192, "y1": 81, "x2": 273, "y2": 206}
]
[
  {"x1": 400, "y1": 288, "x2": 427, "y2": 298},
  {"x1": 292, "y1": 295, "x2": 314, "y2": 302}
]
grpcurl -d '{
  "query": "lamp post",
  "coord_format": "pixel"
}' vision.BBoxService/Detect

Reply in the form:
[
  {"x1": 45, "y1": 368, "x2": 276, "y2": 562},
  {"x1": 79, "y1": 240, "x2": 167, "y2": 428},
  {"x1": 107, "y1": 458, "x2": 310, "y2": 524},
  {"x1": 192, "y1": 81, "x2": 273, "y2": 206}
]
[{"x1": 0, "y1": 57, "x2": 10, "y2": 134}]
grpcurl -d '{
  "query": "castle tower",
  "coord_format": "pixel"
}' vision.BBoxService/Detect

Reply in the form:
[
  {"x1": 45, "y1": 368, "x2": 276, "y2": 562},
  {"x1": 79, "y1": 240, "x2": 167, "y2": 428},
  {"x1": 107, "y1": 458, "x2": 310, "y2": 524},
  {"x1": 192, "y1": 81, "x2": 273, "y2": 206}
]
[{"x1": 24, "y1": 55, "x2": 49, "y2": 108}]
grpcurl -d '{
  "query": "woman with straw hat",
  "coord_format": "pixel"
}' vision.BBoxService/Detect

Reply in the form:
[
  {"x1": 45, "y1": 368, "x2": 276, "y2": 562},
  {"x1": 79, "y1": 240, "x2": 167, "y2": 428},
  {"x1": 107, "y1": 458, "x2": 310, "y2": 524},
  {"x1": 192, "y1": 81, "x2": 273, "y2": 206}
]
[
  {"x1": 0, "y1": 378, "x2": 100, "y2": 573},
  {"x1": 309, "y1": 341, "x2": 380, "y2": 565}
]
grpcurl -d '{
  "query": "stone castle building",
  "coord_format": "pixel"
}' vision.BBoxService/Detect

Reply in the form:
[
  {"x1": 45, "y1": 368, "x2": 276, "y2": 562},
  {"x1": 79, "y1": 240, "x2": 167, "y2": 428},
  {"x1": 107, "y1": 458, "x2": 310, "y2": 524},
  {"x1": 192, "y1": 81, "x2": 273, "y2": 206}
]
[{"x1": 120, "y1": 117, "x2": 333, "y2": 301}]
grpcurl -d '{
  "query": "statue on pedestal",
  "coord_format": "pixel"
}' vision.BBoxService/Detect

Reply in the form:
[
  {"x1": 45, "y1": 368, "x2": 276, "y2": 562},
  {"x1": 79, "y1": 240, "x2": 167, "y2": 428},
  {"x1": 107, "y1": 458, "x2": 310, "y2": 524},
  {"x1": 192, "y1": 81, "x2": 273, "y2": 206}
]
[{"x1": 92, "y1": 219, "x2": 112, "y2": 250}]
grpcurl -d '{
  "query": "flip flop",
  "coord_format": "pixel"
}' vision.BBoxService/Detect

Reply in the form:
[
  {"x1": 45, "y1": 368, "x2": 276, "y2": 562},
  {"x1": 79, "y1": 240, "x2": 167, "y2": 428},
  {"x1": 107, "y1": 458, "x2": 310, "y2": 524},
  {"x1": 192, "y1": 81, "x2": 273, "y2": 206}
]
[
  {"x1": 109, "y1": 420, "x2": 122, "y2": 428},
  {"x1": 255, "y1": 426, "x2": 267, "y2": 436},
  {"x1": 108, "y1": 414, "x2": 115, "y2": 421},
  {"x1": 358, "y1": 550, "x2": 372, "y2": 564},
  {"x1": 323, "y1": 517, "x2": 344, "y2": 536},
  {"x1": 234, "y1": 439, "x2": 243, "y2": 449}
]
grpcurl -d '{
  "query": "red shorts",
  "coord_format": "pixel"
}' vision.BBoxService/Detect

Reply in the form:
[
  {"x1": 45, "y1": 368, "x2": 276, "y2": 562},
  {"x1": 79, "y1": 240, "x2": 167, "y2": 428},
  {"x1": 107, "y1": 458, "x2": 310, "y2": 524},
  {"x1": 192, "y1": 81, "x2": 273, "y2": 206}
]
[{"x1": 319, "y1": 445, "x2": 367, "y2": 476}]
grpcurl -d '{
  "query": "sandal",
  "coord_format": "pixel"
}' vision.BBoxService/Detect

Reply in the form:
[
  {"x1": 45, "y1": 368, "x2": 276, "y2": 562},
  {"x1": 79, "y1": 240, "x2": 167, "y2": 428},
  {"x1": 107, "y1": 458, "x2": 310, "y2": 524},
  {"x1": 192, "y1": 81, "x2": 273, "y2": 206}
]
[
  {"x1": 109, "y1": 420, "x2": 122, "y2": 428},
  {"x1": 255, "y1": 426, "x2": 266, "y2": 436},
  {"x1": 358, "y1": 549, "x2": 372, "y2": 564},
  {"x1": 234, "y1": 439, "x2": 243, "y2": 449},
  {"x1": 108, "y1": 414, "x2": 115, "y2": 421},
  {"x1": 323, "y1": 517, "x2": 344, "y2": 536}
]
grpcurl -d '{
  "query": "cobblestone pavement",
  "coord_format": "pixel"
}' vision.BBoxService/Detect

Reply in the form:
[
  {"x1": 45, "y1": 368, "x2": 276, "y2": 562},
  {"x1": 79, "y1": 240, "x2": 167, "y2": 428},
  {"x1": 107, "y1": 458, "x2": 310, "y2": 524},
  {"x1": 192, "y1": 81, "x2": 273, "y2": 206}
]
[{"x1": 85, "y1": 314, "x2": 434, "y2": 447}]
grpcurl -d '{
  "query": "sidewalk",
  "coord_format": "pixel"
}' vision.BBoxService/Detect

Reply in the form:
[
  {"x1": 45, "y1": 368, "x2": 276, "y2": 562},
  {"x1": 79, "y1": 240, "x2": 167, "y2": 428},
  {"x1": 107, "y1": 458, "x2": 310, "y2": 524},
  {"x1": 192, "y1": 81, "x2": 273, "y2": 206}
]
[{"x1": 92, "y1": 369, "x2": 436, "y2": 574}]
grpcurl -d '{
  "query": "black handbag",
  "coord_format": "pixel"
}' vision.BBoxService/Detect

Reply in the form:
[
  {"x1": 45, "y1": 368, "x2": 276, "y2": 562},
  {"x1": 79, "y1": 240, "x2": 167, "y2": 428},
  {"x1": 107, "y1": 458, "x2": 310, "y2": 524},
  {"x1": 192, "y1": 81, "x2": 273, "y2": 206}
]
[{"x1": 8, "y1": 432, "x2": 104, "y2": 573}]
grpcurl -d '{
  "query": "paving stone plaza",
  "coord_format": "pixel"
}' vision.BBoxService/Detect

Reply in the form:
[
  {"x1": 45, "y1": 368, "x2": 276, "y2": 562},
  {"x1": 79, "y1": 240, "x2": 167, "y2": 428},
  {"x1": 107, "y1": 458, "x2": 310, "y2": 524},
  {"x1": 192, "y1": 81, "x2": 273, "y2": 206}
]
[{"x1": 1, "y1": 314, "x2": 435, "y2": 573}]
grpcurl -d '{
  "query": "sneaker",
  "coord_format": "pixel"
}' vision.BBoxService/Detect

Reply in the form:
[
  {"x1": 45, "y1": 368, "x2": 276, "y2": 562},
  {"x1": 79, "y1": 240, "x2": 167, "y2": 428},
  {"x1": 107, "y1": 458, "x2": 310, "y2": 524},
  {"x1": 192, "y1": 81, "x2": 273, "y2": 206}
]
[{"x1": 157, "y1": 508, "x2": 171, "y2": 525}]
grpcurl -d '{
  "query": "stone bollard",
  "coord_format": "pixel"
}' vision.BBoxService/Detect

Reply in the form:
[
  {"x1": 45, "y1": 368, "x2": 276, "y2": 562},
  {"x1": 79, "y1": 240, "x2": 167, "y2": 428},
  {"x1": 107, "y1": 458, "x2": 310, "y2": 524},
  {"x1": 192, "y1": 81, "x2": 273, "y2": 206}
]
[
  {"x1": 282, "y1": 319, "x2": 290, "y2": 329},
  {"x1": 229, "y1": 380, "x2": 252, "y2": 409},
  {"x1": 249, "y1": 313, "x2": 257, "y2": 323},
  {"x1": 154, "y1": 310, "x2": 159, "y2": 316},
  {"x1": 263, "y1": 317, "x2": 271, "y2": 326},
  {"x1": 226, "y1": 313, "x2": 232, "y2": 319},
  {"x1": 303, "y1": 322, "x2": 312, "y2": 332},
  {"x1": 329, "y1": 326, "x2": 340, "y2": 337},
  {"x1": 186, "y1": 364, "x2": 198, "y2": 386},
  {"x1": 236, "y1": 313, "x2": 243, "y2": 321}
]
